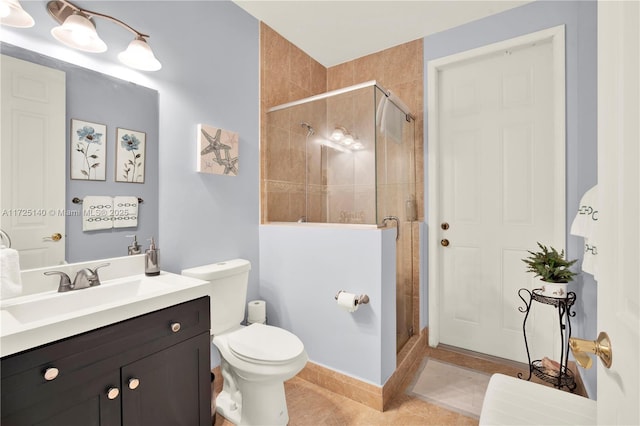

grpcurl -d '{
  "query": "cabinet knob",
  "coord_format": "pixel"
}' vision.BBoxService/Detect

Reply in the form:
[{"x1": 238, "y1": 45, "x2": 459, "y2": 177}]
[
  {"x1": 441, "y1": 222, "x2": 450, "y2": 230},
  {"x1": 106, "y1": 387, "x2": 120, "y2": 400},
  {"x1": 441, "y1": 239, "x2": 450, "y2": 247},
  {"x1": 170, "y1": 322, "x2": 181, "y2": 333},
  {"x1": 128, "y1": 378, "x2": 140, "y2": 390},
  {"x1": 43, "y1": 367, "x2": 59, "y2": 381}
]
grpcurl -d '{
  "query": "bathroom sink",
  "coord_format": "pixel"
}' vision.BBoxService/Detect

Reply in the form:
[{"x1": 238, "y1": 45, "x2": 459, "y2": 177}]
[
  {"x1": 2, "y1": 277, "x2": 173, "y2": 324},
  {"x1": 0, "y1": 271, "x2": 211, "y2": 358}
]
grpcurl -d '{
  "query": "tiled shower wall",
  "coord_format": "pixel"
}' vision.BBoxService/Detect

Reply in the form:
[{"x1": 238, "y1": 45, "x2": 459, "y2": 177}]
[
  {"x1": 324, "y1": 87, "x2": 378, "y2": 224},
  {"x1": 261, "y1": 23, "x2": 327, "y2": 223},
  {"x1": 261, "y1": 24, "x2": 424, "y2": 224},
  {"x1": 326, "y1": 39, "x2": 425, "y2": 222}
]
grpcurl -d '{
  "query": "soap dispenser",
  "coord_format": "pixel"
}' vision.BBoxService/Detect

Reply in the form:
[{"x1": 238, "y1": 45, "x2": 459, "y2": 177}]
[
  {"x1": 127, "y1": 235, "x2": 141, "y2": 255},
  {"x1": 145, "y1": 237, "x2": 160, "y2": 276}
]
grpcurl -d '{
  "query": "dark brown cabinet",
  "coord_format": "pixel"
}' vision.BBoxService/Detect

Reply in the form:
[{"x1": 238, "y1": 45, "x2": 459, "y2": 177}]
[{"x1": 1, "y1": 297, "x2": 211, "y2": 426}]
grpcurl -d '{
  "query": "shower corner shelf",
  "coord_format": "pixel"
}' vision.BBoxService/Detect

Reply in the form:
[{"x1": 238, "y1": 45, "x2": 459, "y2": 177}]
[{"x1": 517, "y1": 288, "x2": 577, "y2": 392}]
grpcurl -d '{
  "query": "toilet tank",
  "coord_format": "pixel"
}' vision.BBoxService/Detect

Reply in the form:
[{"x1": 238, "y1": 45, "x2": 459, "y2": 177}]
[{"x1": 181, "y1": 259, "x2": 251, "y2": 335}]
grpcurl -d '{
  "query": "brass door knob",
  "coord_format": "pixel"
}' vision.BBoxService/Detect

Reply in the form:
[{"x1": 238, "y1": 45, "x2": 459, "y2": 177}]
[
  {"x1": 43, "y1": 367, "x2": 59, "y2": 381},
  {"x1": 43, "y1": 233, "x2": 62, "y2": 242},
  {"x1": 128, "y1": 378, "x2": 140, "y2": 390},
  {"x1": 569, "y1": 331, "x2": 612, "y2": 369},
  {"x1": 441, "y1": 239, "x2": 450, "y2": 247},
  {"x1": 106, "y1": 387, "x2": 120, "y2": 400}
]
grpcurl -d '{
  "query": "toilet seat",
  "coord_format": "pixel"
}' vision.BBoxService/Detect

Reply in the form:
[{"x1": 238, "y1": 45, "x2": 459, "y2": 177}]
[{"x1": 227, "y1": 323, "x2": 304, "y2": 365}]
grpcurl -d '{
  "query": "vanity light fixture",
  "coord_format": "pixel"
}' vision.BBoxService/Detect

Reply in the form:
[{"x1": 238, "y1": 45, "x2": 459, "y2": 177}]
[
  {"x1": 0, "y1": 0, "x2": 34, "y2": 28},
  {"x1": 47, "y1": 0, "x2": 161, "y2": 71}
]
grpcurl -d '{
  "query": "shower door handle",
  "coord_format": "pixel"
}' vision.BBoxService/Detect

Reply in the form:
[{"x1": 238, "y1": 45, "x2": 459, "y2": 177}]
[{"x1": 382, "y1": 216, "x2": 400, "y2": 241}]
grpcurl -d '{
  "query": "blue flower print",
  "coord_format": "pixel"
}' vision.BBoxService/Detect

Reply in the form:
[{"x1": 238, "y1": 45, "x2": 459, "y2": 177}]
[
  {"x1": 120, "y1": 133, "x2": 143, "y2": 182},
  {"x1": 121, "y1": 134, "x2": 141, "y2": 151},
  {"x1": 77, "y1": 126, "x2": 103, "y2": 145},
  {"x1": 75, "y1": 125, "x2": 103, "y2": 179}
]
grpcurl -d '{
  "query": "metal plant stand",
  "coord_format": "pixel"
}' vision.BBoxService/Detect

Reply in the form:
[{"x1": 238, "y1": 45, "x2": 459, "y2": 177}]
[{"x1": 517, "y1": 288, "x2": 577, "y2": 391}]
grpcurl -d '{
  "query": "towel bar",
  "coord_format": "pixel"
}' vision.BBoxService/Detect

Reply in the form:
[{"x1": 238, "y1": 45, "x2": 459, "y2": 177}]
[{"x1": 73, "y1": 197, "x2": 143, "y2": 204}]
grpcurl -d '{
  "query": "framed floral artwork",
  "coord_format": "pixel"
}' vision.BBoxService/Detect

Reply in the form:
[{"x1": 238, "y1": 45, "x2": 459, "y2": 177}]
[
  {"x1": 115, "y1": 128, "x2": 146, "y2": 183},
  {"x1": 70, "y1": 119, "x2": 107, "y2": 180},
  {"x1": 196, "y1": 123, "x2": 239, "y2": 176}
]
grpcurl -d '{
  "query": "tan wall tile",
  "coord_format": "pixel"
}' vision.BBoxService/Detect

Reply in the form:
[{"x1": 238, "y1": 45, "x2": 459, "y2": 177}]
[{"x1": 327, "y1": 61, "x2": 355, "y2": 91}]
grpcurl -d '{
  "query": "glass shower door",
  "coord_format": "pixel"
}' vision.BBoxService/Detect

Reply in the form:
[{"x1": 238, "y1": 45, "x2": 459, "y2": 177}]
[{"x1": 375, "y1": 88, "x2": 417, "y2": 352}]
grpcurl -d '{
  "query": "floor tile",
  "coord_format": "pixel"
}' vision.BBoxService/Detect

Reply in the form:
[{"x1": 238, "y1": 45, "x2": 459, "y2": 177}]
[{"x1": 213, "y1": 344, "x2": 586, "y2": 425}]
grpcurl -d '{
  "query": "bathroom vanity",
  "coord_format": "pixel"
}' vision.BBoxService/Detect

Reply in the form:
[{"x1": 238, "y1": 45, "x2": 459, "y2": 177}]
[
  {"x1": 1, "y1": 297, "x2": 211, "y2": 426},
  {"x1": 0, "y1": 256, "x2": 214, "y2": 426}
]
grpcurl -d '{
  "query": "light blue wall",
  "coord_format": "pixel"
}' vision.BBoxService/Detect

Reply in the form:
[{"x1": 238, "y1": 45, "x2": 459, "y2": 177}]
[
  {"x1": 259, "y1": 224, "x2": 397, "y2": 386},
  {"x1": 145, "y1": 1, "x2": 261, "y2": 302},
  {"x1": 422, "y1": 0, "x2": 598, "y2": 398}
]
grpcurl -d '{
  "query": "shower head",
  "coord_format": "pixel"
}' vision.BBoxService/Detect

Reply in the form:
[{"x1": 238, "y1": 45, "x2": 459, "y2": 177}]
[{"x1": 300, "y1": 122, "x2": 315, "y2": 135}]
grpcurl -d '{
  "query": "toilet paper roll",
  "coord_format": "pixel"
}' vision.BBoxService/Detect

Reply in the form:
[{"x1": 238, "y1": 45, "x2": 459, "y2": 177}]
[
  {"x1": 247, "y1": 300, "x2": 266, "y2": 324},
  {"x1": 337, "y1": 292, "x2": 359, "y2": 313}
]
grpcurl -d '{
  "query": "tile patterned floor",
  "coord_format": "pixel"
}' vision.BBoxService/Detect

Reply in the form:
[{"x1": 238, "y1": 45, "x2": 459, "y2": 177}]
[{"x1": 213, "y1": 344, "x2": 586, "y2": 426}]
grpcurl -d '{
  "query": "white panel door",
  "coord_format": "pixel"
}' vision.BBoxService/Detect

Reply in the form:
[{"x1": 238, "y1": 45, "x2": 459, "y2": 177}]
[
  {"x1": 435, "y1": 32, "x2": 565, "y2": 363},
  {"x1": 1, "y1": 55, "x2": 66, "y2": 268},
  {"x1": 596, "y1": 1, "x2": 639, "y2": 423}
]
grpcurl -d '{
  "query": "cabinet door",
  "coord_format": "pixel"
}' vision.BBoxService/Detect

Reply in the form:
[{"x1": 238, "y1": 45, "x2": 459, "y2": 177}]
[
  {"x1": 121, "y1": 332, "x2": 211, "y2": 426},
  {"x1": 1, "y1": 369, "x2": 121, "y2": 426}
]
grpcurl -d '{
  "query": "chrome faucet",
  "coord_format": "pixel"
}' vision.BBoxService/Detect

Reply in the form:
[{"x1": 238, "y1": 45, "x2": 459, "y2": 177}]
[
  {"x1": 44, "y1": 263, "x2": 110, "y2": 293},
  {"x1": 44, "y1": 271, "x2": 72, "y2": 292},
  {"x1": 73, "y1": 268, "x2": 98, "y2": 290}
]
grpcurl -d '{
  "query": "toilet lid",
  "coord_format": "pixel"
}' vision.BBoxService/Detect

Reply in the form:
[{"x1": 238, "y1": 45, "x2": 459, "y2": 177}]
[{"x1": 227, "y1": 324, "x2": 304, "y2": 364}]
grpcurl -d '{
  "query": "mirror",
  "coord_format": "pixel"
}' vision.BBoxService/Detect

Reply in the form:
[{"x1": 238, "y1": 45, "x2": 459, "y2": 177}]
[{"x1": 1, "y1": 42, "x2": 159, "y2": 269}]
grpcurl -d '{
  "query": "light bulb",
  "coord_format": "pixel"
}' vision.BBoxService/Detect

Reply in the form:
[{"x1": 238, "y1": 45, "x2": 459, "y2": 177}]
[
  {"x1": 331, "y1": 127, "x2": 345, "y2": 141},
  {"x1": 118, "y1": 37, "x2": 162, "y2": 71},
  {"x1": 0, "y1": 0, "x2": 34, "y2": 28},
  {"x1": 50, "y1": 12, "x2": 107, "y2": 53},
  {"x1": 0, "y1": 3, "x2": 11, "y2": 18}
]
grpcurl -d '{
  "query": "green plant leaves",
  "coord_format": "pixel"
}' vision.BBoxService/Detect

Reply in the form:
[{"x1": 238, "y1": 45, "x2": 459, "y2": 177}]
[{"x1": 522, "y1": 242, "x2": 577, "y2": 283}]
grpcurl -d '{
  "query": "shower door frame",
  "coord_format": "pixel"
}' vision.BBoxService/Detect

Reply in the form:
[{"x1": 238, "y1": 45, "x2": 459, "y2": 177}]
[{"x1": 267, "y1": 80, "x2": 414, "y2": 120}]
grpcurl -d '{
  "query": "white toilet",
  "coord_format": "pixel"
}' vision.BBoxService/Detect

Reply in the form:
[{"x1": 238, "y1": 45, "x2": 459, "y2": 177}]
[{"x1": 182, "y1": 259, "x2": 307, "y2": 426}]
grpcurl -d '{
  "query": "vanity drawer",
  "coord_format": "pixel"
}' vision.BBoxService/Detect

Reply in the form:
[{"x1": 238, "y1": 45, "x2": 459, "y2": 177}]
[{"x1": 1, "y1": 296, "x2": 210, "y2": 380}]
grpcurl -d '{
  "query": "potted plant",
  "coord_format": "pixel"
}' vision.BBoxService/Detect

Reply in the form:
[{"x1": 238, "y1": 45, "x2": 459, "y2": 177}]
[{"x1": 522, "y1": 242, "x2": 577, "y2": 298}]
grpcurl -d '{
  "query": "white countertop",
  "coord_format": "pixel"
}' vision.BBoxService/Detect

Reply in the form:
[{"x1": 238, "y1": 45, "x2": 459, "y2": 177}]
[{"x1": 1, "y1": 271, "x2": 211, "y2": 358}]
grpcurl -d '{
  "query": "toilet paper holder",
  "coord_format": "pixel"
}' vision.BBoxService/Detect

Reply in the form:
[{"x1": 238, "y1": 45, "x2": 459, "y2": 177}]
[{"x1": 335, "y1": 290, "x2": 370, "y2": 305}]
